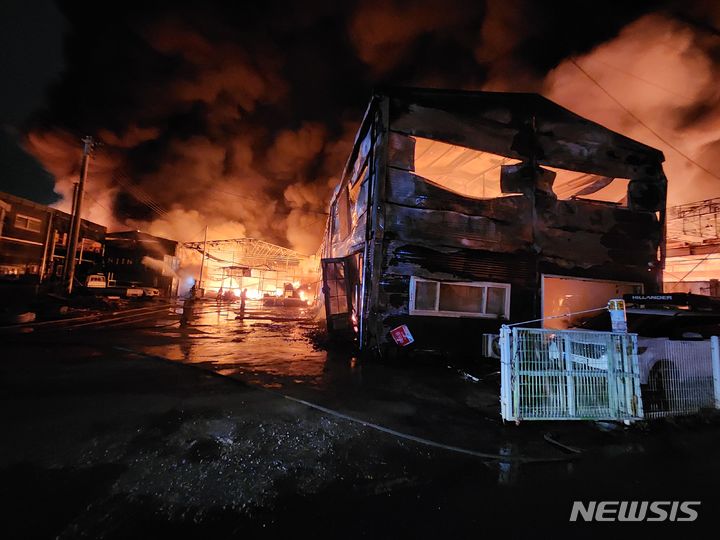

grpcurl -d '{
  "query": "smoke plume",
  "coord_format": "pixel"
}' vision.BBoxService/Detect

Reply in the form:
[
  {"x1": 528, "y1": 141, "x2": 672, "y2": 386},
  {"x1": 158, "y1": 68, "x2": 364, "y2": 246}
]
[
  {"x1": 21, "y1": 0, "x2": 720, "y2": 256},
  {"x1": 543, "y1": 13, "x2": 720, "y2": 204}
]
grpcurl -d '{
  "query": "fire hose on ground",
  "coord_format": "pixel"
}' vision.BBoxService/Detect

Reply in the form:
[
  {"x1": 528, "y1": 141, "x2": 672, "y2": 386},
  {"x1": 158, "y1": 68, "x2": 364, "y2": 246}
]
[{"x1": 114, "y1": 345, "x2": 583, "y2": 465}]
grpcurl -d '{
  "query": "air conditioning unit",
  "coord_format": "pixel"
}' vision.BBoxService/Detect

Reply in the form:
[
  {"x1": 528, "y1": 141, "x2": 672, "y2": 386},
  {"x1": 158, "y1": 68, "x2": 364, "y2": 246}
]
[{"x1": 481, "y1": 333, "x2": 501, "y2": 359}]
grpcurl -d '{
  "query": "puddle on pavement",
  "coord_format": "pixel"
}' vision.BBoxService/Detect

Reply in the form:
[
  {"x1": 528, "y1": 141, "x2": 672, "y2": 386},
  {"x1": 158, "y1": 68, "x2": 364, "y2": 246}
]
[
  {"x1": 120, "y1": 299, "x2": 565, "y2": 459},
  {"x1": 129, "y1": 300, "x2": 500, "y2": 414},
  {"x1": 137, "y1": 301, "x2": 335, "y2": 387}
]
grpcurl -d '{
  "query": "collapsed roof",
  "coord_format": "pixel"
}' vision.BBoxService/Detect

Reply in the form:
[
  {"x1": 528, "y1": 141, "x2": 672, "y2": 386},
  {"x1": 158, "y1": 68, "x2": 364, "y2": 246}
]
[{"x1": 384, "y1": 87, "x2": 665, "y2": 180}]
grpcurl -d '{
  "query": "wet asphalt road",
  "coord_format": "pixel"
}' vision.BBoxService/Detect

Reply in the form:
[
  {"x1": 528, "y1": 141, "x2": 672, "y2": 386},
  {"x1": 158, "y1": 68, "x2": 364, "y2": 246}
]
[{"x1": 2, "y1": 298, "x2": 720, "y2": 538}]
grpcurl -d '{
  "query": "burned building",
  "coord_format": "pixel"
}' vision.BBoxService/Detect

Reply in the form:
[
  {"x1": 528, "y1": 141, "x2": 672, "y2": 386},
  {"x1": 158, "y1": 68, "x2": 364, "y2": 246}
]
[
  {"x1": 321, "y1": 88, "x2": 666, "y2": 356},
  {"x1": 104, "y1": 231, "x2": 180, "y2": 296},
  {"x1": 181, "y1": 238, "x2": 319, "y2": 300},
  {"x1": 0, "y1": 191, "x2": 106, "y2": 285}
]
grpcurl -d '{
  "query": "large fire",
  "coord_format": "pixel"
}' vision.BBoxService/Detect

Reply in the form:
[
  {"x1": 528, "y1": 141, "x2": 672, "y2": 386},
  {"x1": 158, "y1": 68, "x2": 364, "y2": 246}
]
[
  {"x1": 174, "y1": 239, "x2": 319, "y2": 302},
  {"x1": 20, "y1": 6, "x2": 720, "y2": 302}
]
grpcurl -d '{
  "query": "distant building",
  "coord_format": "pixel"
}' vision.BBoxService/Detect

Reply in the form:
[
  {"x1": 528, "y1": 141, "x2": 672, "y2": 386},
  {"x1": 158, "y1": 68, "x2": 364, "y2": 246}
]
[
  {"x1": 0, "y1": 191, "x2": 106, "y2": 284},
  {"x1": 179, "y1": 238, "x2": 319, "y2": 299},
  {"x1": 104, "y1": 231, "x2": 180, "y2": 296},
  {"x1": 665, "y1": 198, "x2": 720, "y2": 295}
]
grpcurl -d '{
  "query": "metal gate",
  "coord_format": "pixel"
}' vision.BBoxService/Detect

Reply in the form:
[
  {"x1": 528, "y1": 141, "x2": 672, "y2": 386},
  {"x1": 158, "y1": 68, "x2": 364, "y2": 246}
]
[{"x1": 500, "y1": 326, "x2": 643, "y2": 421}]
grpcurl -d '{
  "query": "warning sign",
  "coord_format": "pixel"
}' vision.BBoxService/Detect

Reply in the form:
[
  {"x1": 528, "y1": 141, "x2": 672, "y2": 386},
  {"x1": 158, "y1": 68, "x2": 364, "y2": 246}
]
[{"x1": 390, "y1": 324, "x2": 414, "y2": 347}]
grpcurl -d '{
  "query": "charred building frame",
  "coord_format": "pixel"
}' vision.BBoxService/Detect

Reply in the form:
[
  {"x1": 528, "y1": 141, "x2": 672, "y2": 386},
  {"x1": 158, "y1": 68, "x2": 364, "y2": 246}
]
[{"x1": 322, "y1": 88, "x2": 667, "y2": 356}]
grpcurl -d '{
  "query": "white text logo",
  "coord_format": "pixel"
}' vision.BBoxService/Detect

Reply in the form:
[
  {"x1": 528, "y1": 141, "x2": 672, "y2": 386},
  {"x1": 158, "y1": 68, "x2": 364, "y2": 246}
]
[{"x1": 570, "y1": 501, "x2": 700, "y2": 522}]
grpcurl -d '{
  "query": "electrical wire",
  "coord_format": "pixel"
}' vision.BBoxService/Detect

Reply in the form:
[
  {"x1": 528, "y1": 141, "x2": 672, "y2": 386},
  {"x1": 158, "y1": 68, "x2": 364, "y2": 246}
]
[
  {"x1": 91, "y1": 144, "x2": 170, "y2": 219},
  {"x1": 111, "y1": 170, "x2": 169, "y2": 218},
  {"x1": 82, "y1": 191, "x2": 113, "y2": 215},
  {"x1": 114, "y1": 345, "x2": 580, "y2": 464},
  {"x1": 569, "y1": 58, "x2": 720, "y2": 182},
  {"x1": 507, "y1": 306, "x2": 609, "y2": 327},
  {"x1": 667, "y1": 252, "x2": 714, "y2": 291},
  {"x1": 582, "y1": 56, "x2": 693, "y2": 101}
]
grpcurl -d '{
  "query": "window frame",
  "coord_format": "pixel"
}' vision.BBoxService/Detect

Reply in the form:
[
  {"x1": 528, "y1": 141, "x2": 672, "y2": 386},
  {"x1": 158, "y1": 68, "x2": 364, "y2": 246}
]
[
  {"x1": 14, "y1": 214, "x2": 43, "y2": 233},
  {"x1": 337, "y1": 185, "x2": 351, "y2": 240},
  {"x1": 409, "y1": 276, "x2": 511, "y2": 319},
  {"x1": 349, "y1": 163, "x2": 369, "y2": 229}
]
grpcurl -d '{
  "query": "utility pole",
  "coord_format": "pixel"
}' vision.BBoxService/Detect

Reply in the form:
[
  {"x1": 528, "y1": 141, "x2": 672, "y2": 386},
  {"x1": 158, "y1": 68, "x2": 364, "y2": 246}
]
[
  {"x1": 198, "y1": 225, "x2": 208, "y2": 295},
  {"x1": 39, "y1": 212, "x2": 55, "y2": 282},
  {"x1": 62, "y1": 182, "x2": 79, "y2": 283},
  {"x1": 65, "y1": 136, "x2": 93, "y2": 295}
]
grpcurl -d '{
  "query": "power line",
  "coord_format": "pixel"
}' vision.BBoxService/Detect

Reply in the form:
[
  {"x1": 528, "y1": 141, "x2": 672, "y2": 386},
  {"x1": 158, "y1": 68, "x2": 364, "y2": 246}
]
[
  {"x1": 82, "y1": 191, "x2": 113, "y2": 215},
  {"x1": 91, "y1": 145, "x2": 170, "y2": 219},
  {"x1": 668, "y1": 252, "x2": 713, "y2": 290},
  {"x1": 569, "y1": 58, "x2": 720, "y2": 182},
  {"x1": 111, "y1": 171, "x2": 169, "y2": 218},
  {"x1": 583, "y1": 56, "x2": 692, "y2": 102}
]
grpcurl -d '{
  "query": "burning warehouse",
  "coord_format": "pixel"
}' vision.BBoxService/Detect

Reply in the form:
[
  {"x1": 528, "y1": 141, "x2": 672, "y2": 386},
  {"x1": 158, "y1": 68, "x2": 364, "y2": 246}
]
[
  {"x1": 322, "y1": 87, "x2": 667, "y2": 357},
  {"x1": 181, "y1": 238, "x2": 319, "y2": 302}
]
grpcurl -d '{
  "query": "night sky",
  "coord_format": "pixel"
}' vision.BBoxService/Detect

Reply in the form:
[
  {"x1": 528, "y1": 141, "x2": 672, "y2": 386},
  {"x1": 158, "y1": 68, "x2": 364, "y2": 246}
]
[
  {"x1": 0, "y1": 0, "x2": 65, "y2": 203},
  {"x1": 2, "y1": 0, "x2": 719, "y2": 249}
]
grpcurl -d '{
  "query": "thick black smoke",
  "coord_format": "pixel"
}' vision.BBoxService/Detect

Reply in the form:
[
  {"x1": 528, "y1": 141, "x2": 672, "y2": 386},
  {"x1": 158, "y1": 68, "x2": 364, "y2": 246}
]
[{"x1": 23, "y1": 0, "x2": 720, "y2": 251}]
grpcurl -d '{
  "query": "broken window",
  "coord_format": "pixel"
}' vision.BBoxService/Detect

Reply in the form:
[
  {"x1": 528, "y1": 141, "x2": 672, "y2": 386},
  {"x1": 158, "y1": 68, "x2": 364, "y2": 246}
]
[
  {"x1": 330, "y1": 201, "x2": 339, "y2": 243},
  {"x1": 349, "y1": 165, "x2": 368, "y2": 229},
  {"x1": 547, "y1": 166, "x2": 630, "y2": 205},
  {"x1": 330, "y1": 185, "x2": 352, "y2": 244},
  {"x1": 336, "y1": 186, "x2": 351, "y2": 240},
  {"x1": 409, "y1": 277, "x2": 510, "y2": 318},
  {"x1": 409, "y1": 134, "x2": 631, "y2": 204},
  {"x1": 413, "y1": 137, "x2": 521, "y2": 199}
]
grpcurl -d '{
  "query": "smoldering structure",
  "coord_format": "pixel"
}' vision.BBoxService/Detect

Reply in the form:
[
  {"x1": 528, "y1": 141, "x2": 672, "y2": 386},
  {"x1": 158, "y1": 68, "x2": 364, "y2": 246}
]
[{"x1": 322, "y1": 87, "x2": 667, "y2": 356}]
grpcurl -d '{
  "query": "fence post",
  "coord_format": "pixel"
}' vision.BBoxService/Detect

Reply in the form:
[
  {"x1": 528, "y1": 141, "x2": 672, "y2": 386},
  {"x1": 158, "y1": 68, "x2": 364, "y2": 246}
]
[
  {"x1": 500, "y1": 325, "x2": 513, "y2": 420},
  {"x1": 606, "y1": 334, "x2": 619, "y2": 419},
  {"x1": 711, "y1": 336, "x2": 720, "y2": 410},
  {"x1": 512, "y1": 327, "x2": 521, "y2": 420},
  {"x1": 563, "y1": 334, "x2": 576, "y2": 418},
  {"x1": 629, "y1": 334, "x2": 643, "y2": 419}
]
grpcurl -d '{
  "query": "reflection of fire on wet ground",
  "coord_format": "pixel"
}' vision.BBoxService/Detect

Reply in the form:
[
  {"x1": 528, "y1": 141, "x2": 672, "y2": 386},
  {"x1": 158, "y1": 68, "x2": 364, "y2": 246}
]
[
  {"x1": 1, "y1": 341, "x2": 446, "y2": 536},
  {"x1": 136, "y1": 301, "x2": 331, "y2": 386}
]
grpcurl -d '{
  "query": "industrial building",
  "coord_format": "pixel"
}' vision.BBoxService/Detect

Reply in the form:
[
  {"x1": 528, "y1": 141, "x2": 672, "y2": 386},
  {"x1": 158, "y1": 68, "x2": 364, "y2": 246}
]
[
  {"x1": 181, "y1": 238, "x2": 319, "y2": 300},
  {"x1": 0, "y1": 190, "x2": 106, "y2": 288},
  {"x1": 665, "y1": 197, "x2": 720, "y2": 295},
  {"x1": 104, "y1": 230, "x2": 180, "y2": 296},
  {"x1": 322, "y1": 88, "x2": 667, "y2": 356}
]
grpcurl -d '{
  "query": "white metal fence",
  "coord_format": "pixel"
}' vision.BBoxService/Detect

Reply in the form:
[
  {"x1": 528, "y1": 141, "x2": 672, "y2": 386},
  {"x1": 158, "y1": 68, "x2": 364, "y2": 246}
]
[
  {"x1": 500, "y1": 326, "x2": 643, "y2": 422},
  {"x1": 641, "y1": 336, "x2": 720, "y2": 418}
]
